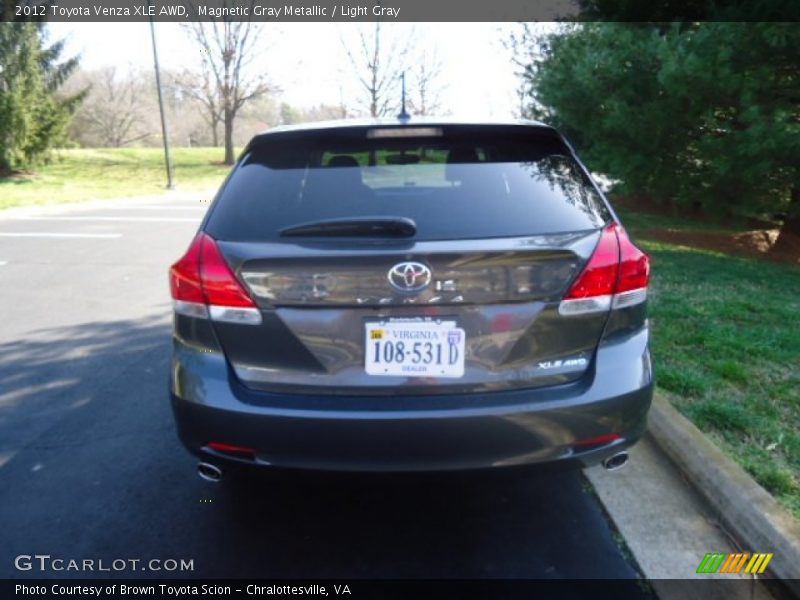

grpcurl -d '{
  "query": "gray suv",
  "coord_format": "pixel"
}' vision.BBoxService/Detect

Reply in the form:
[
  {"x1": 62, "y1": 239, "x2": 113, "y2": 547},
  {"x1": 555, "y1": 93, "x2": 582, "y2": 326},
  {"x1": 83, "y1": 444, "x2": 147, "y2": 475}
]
[{"x1": 169, "y1": 118, "x2": 653, "y2": 480}]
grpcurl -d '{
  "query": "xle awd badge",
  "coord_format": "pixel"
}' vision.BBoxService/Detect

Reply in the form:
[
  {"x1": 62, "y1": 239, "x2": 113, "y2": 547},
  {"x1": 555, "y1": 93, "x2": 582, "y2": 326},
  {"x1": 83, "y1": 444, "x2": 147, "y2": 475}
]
[
  {"x1": 388, "y1": 262, "x2": 432, "y2": 293},
  {"x1": 538, "y1": 357, "x2": 588, "y2": 369}
]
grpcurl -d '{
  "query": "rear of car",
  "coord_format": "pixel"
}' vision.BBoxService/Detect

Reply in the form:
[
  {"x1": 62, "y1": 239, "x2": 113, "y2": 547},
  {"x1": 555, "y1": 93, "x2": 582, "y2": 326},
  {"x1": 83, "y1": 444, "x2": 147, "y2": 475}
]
[{"x1": 169, "y1": 120, "x2": 653, "y2": 473}]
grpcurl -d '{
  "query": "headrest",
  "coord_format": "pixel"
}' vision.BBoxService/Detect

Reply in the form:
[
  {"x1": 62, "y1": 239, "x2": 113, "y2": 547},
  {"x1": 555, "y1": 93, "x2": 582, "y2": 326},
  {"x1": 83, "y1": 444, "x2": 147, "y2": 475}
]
[
  {"x1": 327, "y1": 155, "x2": 360, "y2": 168},
  {"x1": 446, "y1": 148, "x2": 480, "y2": 164}
]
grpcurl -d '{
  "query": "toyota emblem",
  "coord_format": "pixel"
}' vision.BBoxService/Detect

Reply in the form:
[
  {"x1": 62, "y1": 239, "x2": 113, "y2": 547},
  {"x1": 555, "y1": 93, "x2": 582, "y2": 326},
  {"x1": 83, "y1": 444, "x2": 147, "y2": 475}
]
[{"x1": 387, "y1": 262, "x2": 432, "y2": 293}]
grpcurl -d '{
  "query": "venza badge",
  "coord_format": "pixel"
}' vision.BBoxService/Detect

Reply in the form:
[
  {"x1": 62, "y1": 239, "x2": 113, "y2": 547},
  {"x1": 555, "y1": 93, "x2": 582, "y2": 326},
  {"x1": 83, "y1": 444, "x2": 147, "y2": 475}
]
[{"x1": 387, "y1": 262, "x2": 432, "y2": 293}]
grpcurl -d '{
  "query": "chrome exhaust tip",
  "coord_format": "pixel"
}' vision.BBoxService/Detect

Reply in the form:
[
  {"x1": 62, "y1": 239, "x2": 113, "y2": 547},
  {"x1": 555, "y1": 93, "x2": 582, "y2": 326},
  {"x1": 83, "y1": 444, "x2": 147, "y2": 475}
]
[
  {"x1": 602, "y1": 451, "x2": 629, "y2": 472},
  {"x1": 197, "y1": 462, "x2": 223, "y2": 482}
]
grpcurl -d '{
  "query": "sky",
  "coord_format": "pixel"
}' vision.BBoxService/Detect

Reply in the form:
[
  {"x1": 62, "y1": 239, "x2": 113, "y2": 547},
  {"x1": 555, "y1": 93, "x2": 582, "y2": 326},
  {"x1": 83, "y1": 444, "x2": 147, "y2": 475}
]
[{"x1": 47, "y1": 22, "x2": 555, "y2": 119}]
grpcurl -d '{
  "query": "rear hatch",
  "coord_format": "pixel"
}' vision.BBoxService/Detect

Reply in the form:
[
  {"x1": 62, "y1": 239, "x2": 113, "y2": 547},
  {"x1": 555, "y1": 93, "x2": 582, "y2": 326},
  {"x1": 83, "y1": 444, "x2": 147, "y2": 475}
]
[{"x1": 195, "y1": 124, "x2": 615, "y2": 395}]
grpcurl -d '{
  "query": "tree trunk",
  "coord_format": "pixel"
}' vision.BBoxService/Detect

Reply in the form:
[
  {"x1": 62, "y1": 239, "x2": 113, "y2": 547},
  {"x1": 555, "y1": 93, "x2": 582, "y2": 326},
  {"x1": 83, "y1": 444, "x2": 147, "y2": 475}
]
[
  {"x1": 212, "y1": 121, "x2": 219, "y2": 147},
  {"x1": 223, "y1": 109, "x2": 235, "y2": 166},
  {"x1": 771, "y1": 185, "x2": 800, "y2": 256}
]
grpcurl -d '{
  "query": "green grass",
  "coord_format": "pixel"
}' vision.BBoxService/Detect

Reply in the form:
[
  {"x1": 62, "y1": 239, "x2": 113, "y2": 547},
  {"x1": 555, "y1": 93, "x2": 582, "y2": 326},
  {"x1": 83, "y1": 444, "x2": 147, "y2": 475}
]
[
  {"x1": 0, "y1": 147, "x2": 234, "y2": 209},
  {"x1": 619, "y1": 208, "x2": 800, "y2": 518}
]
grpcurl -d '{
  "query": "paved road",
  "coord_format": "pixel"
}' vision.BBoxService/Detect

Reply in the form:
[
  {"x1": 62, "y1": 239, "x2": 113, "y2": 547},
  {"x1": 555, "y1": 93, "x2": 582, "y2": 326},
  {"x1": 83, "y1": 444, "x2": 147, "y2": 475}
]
[{"x1": 0, "y1": 195, "x2": 646, "y2": 583}]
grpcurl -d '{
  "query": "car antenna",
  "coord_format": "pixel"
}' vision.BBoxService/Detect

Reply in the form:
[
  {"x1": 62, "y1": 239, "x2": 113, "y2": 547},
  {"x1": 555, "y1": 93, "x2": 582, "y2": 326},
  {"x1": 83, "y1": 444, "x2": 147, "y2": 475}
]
[{"x1": 397, "y1": 72, "x2": 410, "y2": 121}]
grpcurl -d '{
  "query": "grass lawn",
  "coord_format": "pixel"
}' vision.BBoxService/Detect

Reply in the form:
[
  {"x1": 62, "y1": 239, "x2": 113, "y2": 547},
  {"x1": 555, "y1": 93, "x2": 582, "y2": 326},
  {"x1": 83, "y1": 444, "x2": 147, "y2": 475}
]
[
  {"x1": 618, "y1": 206, "x2": 800, "y2": 518},
  {"x1": 0, "y1": 147, "x2": 235, "y2": 210}
]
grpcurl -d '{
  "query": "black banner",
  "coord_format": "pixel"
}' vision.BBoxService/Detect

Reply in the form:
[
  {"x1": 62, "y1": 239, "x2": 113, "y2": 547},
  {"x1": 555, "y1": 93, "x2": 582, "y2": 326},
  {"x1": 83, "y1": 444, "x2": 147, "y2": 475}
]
[
  {"x1": 4, "y1": 0, "x2": 800, "y2": 22},
  {"x1": 5, "y1": 579, "x2": 799, "y2": 600}
]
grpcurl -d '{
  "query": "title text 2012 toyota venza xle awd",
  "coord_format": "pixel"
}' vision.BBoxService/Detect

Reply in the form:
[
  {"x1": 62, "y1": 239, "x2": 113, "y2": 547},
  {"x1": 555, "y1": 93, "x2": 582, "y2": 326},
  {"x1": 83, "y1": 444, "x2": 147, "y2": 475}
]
[{"x1": 168, "y1": 118, "x2": 653, "y2": 480}]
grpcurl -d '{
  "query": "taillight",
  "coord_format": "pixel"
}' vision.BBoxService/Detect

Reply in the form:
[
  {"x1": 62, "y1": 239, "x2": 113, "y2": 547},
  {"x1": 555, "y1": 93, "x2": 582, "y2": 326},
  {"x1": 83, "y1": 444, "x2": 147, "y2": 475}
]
[
  {"x1": 559, "y1": 223, "x2": 649, "y2": 316},
  {"x1": 199, "y1": 235, "x2": 259, "y2": 308},
  {"x1": 564, "y1": 225, "x2": 620, "y2": 300},
  {"x1": 613, "y1": 226, "x2": 650, "y2": 309},
  {"x1": 169, "y1": 233, "x2": 262, "y2": 325}
]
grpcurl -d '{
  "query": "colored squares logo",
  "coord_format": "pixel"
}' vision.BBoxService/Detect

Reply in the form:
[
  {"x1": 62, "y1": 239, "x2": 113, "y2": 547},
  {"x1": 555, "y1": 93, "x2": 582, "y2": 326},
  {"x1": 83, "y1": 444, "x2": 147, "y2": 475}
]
[{"x1": 697, "y1": 552, "x2": 773, "y2": 574}]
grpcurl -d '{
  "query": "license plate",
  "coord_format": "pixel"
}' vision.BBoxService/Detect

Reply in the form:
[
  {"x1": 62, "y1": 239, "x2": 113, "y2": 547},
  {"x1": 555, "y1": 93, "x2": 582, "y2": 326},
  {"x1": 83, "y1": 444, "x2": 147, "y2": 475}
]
[{"x1": 365, "y1": 319, "x2": 465, "y2": 378}]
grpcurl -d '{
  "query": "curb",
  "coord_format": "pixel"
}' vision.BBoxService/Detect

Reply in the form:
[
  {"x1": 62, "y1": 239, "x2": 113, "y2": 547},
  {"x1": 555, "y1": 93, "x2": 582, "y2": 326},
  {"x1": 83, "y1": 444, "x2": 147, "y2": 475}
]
[{"x1": 648, "y1": 392, "x2": 800, "y2": 593}]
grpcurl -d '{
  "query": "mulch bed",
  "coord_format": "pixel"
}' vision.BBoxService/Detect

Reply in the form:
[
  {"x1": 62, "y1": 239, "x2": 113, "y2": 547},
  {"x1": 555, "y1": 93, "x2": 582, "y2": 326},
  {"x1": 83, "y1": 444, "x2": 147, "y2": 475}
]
[{"x1": 642, "y1": 227, "x2": 800, "y2": 265}]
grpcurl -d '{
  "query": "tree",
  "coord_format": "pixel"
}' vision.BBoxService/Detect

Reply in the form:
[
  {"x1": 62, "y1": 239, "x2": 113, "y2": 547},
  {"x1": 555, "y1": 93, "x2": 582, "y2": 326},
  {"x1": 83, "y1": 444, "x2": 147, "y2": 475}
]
[
  {"x1": 169, "y1": 66, "x2": 223, "y2": 147},
  {"x1": 513, "y1": 22, "x2": 800, "y2": 245},
  {"x1": 274, "y1": 101, "x2": 348, "y2": 127},
  {"x1": 573, "y1": 0, "x2": 800, "y2": 21},
  {"x1": 407, "y1": 50, "x2": 445, "y2": 116},
  {"x1": 71, "y1": 67, "x2": 152, "y2": 147},
  {"x1": 341, "y1": 24, "x2": 413, "y2": 117},
  {"x1": 0, "y1": 23, "x2": 82, "y2": 173},
  {"x1": 301, "y1": 102, "x2": 348, "y2": 122},
  {"x1": 184, "y1": 17, "x2": 274, "y2": 164},
  {"x1": 278, "y1": 102, "x2": 302, "y2": 126},
  {"x1": 660, "y1": 23, "x2": 800, "y2": 248},
  {"x1": 507, "y1": 23, "x2": 561, "y2": 121}
]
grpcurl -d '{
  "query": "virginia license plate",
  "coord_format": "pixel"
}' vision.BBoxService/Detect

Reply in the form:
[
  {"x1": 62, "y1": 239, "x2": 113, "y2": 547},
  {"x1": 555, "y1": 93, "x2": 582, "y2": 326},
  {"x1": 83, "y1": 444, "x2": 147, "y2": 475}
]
[{"x1": 365, "y1": 319, "x2": 465, "y2": 378}]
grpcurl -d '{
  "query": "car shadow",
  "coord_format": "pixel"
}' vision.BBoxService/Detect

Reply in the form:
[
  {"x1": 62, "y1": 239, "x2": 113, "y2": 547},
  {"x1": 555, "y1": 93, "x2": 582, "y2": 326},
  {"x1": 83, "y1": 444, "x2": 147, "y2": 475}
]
[{"x1": 0, "y1": 315, "x2": 171, "y2": 464}]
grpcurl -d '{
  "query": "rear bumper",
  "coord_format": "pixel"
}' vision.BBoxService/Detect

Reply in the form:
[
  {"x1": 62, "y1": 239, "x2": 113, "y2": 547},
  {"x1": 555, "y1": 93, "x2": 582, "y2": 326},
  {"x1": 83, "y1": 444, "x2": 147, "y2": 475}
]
[{"x1": 170, "y1": 326, "x2": 653, "y2": 472}]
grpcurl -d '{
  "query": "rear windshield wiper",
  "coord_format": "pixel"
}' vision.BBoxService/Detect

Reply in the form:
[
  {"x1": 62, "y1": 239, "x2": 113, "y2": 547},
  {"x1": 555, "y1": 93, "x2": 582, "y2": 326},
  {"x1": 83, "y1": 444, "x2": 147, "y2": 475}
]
[{"x1": 280, "y1": 217, "x2": 417, "y2": 238}]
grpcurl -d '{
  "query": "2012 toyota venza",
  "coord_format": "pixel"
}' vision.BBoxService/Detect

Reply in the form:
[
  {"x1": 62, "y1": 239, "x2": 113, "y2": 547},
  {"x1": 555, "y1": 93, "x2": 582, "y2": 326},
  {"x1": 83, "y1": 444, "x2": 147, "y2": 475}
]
[{"x1": 168, "y1": 118, "x2": 653, "y2": 480}]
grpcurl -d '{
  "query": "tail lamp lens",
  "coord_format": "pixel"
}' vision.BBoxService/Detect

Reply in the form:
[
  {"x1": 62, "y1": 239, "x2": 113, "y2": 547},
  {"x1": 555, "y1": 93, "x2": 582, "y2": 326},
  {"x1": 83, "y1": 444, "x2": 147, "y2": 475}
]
[
  {"x1": 560, "y1": 223, "x2": 649, "y2": 316},
  {"x1": 169, "y1": 233, "x2": 261, "y2": 324}
]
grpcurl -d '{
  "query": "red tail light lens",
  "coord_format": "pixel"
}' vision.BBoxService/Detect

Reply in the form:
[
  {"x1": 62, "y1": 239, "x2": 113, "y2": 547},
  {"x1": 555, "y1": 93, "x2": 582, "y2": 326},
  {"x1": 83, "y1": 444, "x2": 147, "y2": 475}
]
[
  {"x1": 169, "y1": 234, "x2": 205, "y2": 304},
  {"x1": 616, "y1": 227, "x2": 650, "y2": 292},
  {"x1": 564, "y1": 224, "x2": 620, "y2": 299},
  {"x1": 169, "y1": 233, "x2": 261, "y2": 324},
  {"x1": 560, "y1": 223, "x2": 649, "y2": 316},
  {"x1": 198, "y1": 234, "x2": 258, "y2": 308},
  {"x1": 170, "y1": 233, "x2": 256, "y2": 307}
]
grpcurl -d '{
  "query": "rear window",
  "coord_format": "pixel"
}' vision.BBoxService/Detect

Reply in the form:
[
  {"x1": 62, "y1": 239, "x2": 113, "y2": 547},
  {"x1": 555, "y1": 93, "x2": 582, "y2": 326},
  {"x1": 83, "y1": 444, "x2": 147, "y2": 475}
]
[{"x1": 205, "y1": 126, "x2": 610, "y2": 242}]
